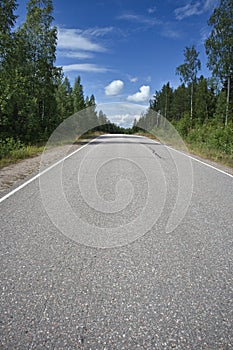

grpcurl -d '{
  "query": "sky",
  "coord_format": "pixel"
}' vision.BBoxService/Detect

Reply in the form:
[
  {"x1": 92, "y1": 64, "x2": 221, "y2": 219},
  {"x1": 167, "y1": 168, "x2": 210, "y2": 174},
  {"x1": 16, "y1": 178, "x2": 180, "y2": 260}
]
[{"x1": 16, "y1": 0, "x2": 219, "y2": 127}]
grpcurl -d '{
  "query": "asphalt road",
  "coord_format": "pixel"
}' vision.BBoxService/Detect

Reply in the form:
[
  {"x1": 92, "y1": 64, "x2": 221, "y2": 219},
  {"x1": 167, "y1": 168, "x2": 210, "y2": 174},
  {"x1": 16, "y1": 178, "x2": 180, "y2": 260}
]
[{"x1": 1, "y1": 134, "x2": 232, "y2": 349}]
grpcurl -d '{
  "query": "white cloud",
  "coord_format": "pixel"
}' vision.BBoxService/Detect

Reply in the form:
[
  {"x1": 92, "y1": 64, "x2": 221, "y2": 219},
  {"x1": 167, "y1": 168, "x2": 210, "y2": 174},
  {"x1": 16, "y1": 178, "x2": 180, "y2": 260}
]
[
  {"x1": 58, "y1": 50, "x2": 93, "y2": 59},
  {"x1": 174, "y1": 0, "x2": 218, "y2": 20},
  {"x1": 96, "y1": 102, "x2": 148, "y2": 128},
  {"x1": 62, "y1": 64, "x2": 109, "y2": 73},
  {"x1": 129, "y1": 77, "x2": 138, "y2": 83},
  {"x1": 105, "y1": 80, "x2": 124, "y2": 96},
  {"x1": 127, "y1": 86, "x2": 150, "y2": 103},
  {"x1": 57, "y1": 28, "x2": 105, "y2": 52},
  {"x1": 175, "y1": 2, "x2": 201, "y2": 20},
  {"x1": 203, "y1": 0, "x2": 218, "y2": 11},
  {"x1": 117, "y1": 13, "x2": 161, "y2": 26},
  {"x1": 81, "y1": 27, "x2": 114, "y2": 37},
  {"x1": 109, "y1": 113, "x2": 141, "y2": 128},
  {"x1": 57, "y1": 27, "x2": 113, "y2": 73}
]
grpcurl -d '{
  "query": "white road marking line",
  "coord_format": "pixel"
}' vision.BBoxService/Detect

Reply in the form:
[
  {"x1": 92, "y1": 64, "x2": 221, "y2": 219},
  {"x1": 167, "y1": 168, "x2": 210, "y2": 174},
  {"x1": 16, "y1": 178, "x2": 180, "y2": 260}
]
[
  {"x1": 139, "y1": 135, "x2": 232, "y2": 178},
  {"x1": 0, "y1": 137, "x2": 100, "y2": 204},
  {"x1": 166, "y1": 145, "x2": 233, "y2": 178}
]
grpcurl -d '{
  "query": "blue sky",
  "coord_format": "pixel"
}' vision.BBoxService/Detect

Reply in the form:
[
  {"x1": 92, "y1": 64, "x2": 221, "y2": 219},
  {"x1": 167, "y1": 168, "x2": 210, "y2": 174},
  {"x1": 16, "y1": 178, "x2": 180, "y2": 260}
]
[{"x1": 16, "y1": 0, "x2": 218, "y2": 127}]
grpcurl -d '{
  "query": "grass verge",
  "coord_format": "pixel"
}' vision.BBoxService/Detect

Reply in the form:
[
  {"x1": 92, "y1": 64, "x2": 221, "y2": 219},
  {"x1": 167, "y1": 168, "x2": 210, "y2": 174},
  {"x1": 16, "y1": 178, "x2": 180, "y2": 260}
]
[
  {"x1": 185, "y1": 142, "x2": 233, "y2": 168},
  {"x1": 134, "y1": 131, "x2": 233, "y2": 168},
  {"x1": 0, "y1": 131, "x2": 106, "y2": 170},
  {"x1": 0, "y1": 145, "x2": 45, "y2": 169}
]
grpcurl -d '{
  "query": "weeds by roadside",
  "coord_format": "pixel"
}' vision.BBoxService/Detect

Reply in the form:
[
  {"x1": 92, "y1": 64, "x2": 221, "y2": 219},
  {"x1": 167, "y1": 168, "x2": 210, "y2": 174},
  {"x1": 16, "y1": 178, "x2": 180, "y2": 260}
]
[
  {"x1": 0, "y1": 132, "x2": 106, "y2": 169},
  {"x1": 135, "y1": 131, "x2": 233, "y2": 168},
  {"x1": 0, "y1": 138, "x2": 45, "y2": 169}
]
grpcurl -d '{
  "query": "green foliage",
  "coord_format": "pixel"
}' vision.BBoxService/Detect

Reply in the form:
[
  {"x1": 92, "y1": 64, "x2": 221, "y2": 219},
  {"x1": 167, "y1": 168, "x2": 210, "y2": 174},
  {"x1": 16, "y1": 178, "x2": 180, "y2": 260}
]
[
  {"x1": 174, "y1": 113, "x2": 191, "y2": 137},
  {"x1": 205, "y1": 0, "x2": 233, "y2": 125},
  {"x1": 0, "y1": 0, "x2": 62, "y2": 143},
  {"x1": 152, "y1": 83, "x2": 173, "y2": 121},
  {"x1": 0, "y1": 0, "x2": 17, "y2": 62},
  {"x1": 0, "y1": 137, "x2": 25, "y2": 159},
  {"x1": 171, "y1": 84, "x2": 189, "y2": 120},
  {"x1": 186, "y1": 122, "x2": 232, "y2": 154},
  {"x1": 176, "y1": 46, "x2": 201, "y2": 84},
  {"x1": 205, "y1": 0, "x2": 233, "y2": 80},
  {"x1": 55, "y1": 76, "x2": 74, "y2": 121},
  {"x1": 73, "y1": 76, "x2": 85, "y2": 113}
]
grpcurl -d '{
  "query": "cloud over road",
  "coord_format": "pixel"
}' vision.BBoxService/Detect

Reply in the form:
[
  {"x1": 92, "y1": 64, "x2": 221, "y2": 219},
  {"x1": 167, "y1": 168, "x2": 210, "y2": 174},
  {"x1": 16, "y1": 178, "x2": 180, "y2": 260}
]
[
  {"x1": 127, "y1": 85, "x2": 150, "y2": 103},
  {"x1": 105, "y1": 80, "x2": 124, "y2": 96}
]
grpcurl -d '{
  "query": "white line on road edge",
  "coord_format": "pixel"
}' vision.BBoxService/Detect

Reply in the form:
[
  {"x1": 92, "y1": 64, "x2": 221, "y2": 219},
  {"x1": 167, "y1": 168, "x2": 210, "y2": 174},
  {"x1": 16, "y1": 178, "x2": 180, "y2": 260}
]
[
  {"x1": 0, "y1": 137, "x2": 100, "y2": 204},
  {"x1": 165, "y1": 145, "x2": 233, "y2": 179},
  {"x1": 138, "y1": 135, "x2": 232, "y2": 178}
]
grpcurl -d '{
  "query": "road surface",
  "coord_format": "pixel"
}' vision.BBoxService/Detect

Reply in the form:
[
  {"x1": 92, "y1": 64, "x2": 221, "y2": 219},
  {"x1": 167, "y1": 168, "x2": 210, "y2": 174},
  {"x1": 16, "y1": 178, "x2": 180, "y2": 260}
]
[{"x1": 1, "y1": 134, "x2": 232, "y2": 349}]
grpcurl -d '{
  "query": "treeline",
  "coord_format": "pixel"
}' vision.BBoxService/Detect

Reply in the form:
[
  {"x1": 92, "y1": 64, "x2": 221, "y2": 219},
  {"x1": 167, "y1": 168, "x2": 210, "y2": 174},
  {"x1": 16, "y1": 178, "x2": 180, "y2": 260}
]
[
  {"x1": 135, "y1": 0, "x2": 233, "y2": 156},
  {"x1": 1, "y1": 0, "x2": 232, "y2": 162},
  {"x1": 0, "y1": 0, "x2": 122, "y2": 148}
]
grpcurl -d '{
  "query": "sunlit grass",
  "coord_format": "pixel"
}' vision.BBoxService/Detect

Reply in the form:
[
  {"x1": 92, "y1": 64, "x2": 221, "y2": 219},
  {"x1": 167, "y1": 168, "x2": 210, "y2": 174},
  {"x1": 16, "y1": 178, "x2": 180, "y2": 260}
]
[
  {"x1": 135, "y1": 131, "x2": 233, "y2": 168},
  {"x1": 0, "y1": 145, "x2": 45, "y2": 169},
  {"x1": 0, "y1": 131, "x2": 105, "y2": 169}
]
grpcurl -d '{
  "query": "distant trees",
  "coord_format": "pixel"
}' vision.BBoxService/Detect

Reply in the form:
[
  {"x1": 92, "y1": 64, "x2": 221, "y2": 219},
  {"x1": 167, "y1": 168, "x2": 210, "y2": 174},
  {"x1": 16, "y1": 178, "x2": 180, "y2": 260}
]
[
  {"x1": 139, "y1": 77, "x2": 216, "y2": 130},
  {"x1": 151, "y1": 83, "x2": 173, "y2": 121}
]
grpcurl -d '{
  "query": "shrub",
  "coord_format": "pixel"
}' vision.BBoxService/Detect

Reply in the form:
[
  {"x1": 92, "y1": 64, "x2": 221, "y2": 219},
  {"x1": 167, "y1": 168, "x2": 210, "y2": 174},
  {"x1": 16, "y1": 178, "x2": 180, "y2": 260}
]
[{"x1": 0, "y1": 138, "x2": 26, "y2": 159}]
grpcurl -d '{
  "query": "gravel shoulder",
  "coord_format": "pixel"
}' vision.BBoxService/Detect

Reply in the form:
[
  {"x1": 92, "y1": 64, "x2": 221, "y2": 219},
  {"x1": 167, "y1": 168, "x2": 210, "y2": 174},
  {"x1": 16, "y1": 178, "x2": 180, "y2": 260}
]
[{"x1": 0, "y1": 142, "x2": 87, "y2": 195}]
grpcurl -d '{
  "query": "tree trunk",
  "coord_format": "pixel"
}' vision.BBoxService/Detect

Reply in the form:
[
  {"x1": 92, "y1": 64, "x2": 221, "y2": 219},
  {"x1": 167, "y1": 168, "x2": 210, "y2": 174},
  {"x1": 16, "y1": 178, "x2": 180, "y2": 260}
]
[
  {"x1": 225, "y1": 76, "x2": 230, "y2": 126},
  {"x1": 190, "y1": 82, "x2": 193, "y2": 123},
  {"x1": 164, "y1": 91, "x2": 168, "y2": 127}
]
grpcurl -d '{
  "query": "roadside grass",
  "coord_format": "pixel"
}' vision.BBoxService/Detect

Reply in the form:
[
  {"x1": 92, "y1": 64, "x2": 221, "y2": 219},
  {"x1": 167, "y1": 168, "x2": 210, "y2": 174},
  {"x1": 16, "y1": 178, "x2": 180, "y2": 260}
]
[
  {"x1": 186, "y1": 142, "x2": 233, "y2": 168},
  {"x1": 0, "y1": 131, "x2": 106, "y2": 169},
  {"x1": 0, "y1": 145, "x2": 45, "y2": 169},
  {"x1": 134, "y1": 131, "x2": 233, "y2": 168},
  {"x1": 134, "y1": 131, "x2": 160, "y2": 141},
  {"x1": 74, "y1": 130, "x2": 106, "y2": 142}
]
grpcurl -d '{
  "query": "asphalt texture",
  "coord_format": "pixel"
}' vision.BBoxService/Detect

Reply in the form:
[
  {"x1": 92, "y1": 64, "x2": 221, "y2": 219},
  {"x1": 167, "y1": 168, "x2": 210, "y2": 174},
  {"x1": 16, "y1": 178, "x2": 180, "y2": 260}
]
[{"x1": 0, "y1": 134, "x2": 232, "y2": 349}]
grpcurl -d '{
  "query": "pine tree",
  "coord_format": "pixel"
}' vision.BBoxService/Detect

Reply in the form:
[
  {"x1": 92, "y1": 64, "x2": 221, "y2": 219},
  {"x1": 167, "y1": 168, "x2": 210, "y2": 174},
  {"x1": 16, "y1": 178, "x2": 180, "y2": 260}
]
[
  {"x1": 171, "y1": 84, "x2": 189, "y2": 121},
  {"x1": 153, "y1": 83, "x2": 173, "y2": 121},
  {"x1": 56, "y1": 76, "x2": 74, "y2": 121},
  {"x1": 195, "y1": 76, "x2": 210, "y2": 123},
  {"x1": 73, "y1": 76, "x2": 85, "y2": 113}
]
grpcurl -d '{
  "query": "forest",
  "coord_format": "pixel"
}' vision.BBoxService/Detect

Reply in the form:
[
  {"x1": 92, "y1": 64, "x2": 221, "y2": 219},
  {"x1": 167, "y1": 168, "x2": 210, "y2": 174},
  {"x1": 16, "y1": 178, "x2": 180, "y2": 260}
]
[{"x1": 0, "y1": 0, "x2": 232, "y2": 165}]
